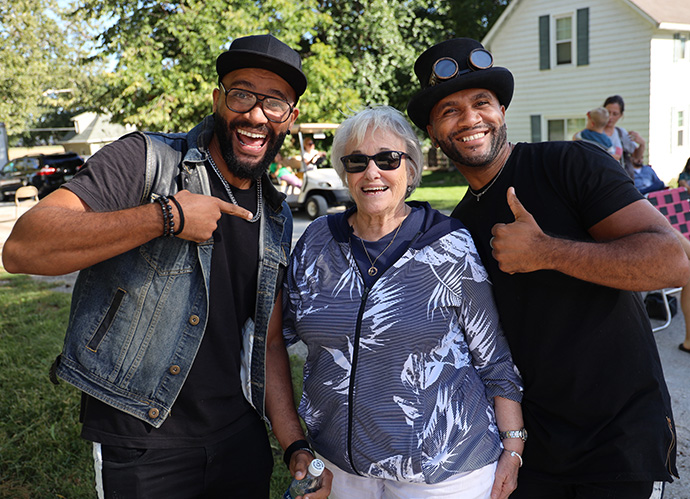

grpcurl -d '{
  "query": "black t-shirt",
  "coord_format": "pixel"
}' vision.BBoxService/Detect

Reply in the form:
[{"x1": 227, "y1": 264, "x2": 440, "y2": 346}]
[
  {"x1": 452, "y1": 141, "x2": 676, "y2": 482},
  {"x1": 65, "y1": 133, "x2": 262, "y2": 447}
]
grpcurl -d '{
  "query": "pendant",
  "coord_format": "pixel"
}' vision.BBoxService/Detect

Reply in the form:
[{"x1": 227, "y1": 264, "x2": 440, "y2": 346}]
[{"x1": 368, "y1": 266, "x2": 378, "y2": 276}]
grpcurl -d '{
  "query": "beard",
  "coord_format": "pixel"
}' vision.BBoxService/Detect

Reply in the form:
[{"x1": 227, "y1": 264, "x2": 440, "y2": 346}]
[
  {"x1": 214, "y1": 111, "x2": 288, "y2": 181},
  {"x1": 439, "y1": 122, "x2": 508, "y2": 168}
]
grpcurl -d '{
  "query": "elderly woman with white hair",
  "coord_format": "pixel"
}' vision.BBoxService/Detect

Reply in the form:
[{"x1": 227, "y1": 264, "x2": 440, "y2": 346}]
[{"x1": 281, "y1": 106, "x2": 524, "y2": 499}]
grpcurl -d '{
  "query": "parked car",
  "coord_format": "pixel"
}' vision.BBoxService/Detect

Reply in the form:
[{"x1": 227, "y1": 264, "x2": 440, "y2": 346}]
[
  {"x1": 0, "y1": 152, "x2": 85, "y2": 201},
  {"x1": 0, "y1": 156, "x2": 38, "y2": 201},
  {"x1": 27, "y1": 152, "x2": 84, "y2": 198}
]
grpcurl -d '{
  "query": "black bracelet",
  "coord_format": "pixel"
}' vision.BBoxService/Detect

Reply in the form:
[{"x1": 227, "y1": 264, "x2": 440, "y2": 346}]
[
  {"x1": 156, "y1": 196, "x2": 168, "y2": 236},
  {"x1": 169, "y1": 195, "x2": 185, "y2": 236},
  {"x1": 156, "y1": 196, "x2": 174, "y2": 237},
  {"x1": 283, "y1": 439, "x2": 314, "y2": 469}
]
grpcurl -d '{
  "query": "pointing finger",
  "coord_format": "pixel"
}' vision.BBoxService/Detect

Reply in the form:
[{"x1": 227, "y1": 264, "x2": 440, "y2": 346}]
[{"x1": 218, "y1": 199, "x2": 254, "y2": 221}]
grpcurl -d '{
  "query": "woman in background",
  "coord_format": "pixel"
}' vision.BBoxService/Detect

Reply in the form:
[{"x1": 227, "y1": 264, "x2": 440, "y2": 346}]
[{"x1": 603, "y1": 95, "x2": 645, "y2": 178}]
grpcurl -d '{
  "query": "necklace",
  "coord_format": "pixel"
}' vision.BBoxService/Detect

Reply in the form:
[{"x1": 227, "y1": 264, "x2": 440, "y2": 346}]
[
  {"x1": 468, "y1": 144, "x2": 514, "y2": 202},
  {"x1": 359, "y1": 221, "x2": 404, "y2": 276},
  {"x1": 207, "y1": 153, "x2": 262, "y2": 223},
  {"x1": 469, "y1": 161, "x2": 507, "y2": 202}
]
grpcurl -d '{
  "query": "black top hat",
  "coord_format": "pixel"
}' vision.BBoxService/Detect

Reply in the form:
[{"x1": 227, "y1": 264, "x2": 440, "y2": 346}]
[
  {"x1": 407, "y1": 38, "x2": 514, "y2": 129},
  {"x1": 216, "y1": 34, "x2": 307, "y2": 100}
]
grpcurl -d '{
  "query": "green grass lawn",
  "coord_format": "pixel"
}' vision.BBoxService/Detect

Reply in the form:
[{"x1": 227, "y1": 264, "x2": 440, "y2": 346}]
[
  {"x1": 409, "y1": 167, "x2": 468, "y2": 212},
  {"x1": 0, "y1": 271, "x2": 303, "y2": 498}
]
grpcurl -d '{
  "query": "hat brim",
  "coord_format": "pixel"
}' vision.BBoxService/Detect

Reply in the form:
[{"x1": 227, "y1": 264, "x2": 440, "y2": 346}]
[
  {"x1": 216, "y1": 50, "x2": 307, "y2": 99},
  {"x1": 407, "y1": 67, "x2": 514, "y2": 129}
]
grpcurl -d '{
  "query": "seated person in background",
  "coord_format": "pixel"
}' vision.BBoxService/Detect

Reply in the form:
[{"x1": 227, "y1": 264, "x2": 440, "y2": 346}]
[
  {"x1": 302, "y1": 138, "x2": 327, "y2": 169},
  {"x1": 678, "y1": 157, "x2": 690, "y2": 194},
  {"x1": 632, "y1": 159, "x2": 665, "y2": 195},
  {"x1": 269, "y1": 152, "x2": 283, "y2": 184},
  {"x1": 573, "y1": 107, "x2": 615, "y2": 155},
  {"x1": 276, "y1": 163, "x2": 302, "y2": 189}
]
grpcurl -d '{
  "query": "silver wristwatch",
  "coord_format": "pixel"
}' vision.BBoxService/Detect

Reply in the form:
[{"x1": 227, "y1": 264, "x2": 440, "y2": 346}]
[{"x1": 499, "y1": 428, "x2": 528, "y2": 442}]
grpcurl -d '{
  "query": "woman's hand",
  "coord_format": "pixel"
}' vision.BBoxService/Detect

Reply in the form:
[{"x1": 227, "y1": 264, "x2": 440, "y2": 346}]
[{"x1": 490, "y1": 449, "x2": 521, "y2": 499}]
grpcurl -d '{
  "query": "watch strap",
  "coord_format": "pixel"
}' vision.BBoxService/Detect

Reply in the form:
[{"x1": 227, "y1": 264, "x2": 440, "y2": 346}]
[{"x1": 499, "y1": 428, "x2": 528, "y2": 442}]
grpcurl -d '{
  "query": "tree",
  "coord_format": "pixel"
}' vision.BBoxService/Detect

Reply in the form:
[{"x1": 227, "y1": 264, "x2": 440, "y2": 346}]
[
  {"x1": 312, "y1": 0, "x2": 449, "y2": 114},
  {"x1": 73, "y1": 0, "x2": 362, "y2": 131},
  {"x1": 0, "y1": 0, "x2": 102, "y2": 143},
  {"x1": 1, "y1": 0, "x2": 509, "y2": 138},
  {"x1": 311, "y1": 0, "x2": 508, "y2": 116},
  {"x1": 445, "y1": 0, "x2": 510, "y2": 41}
]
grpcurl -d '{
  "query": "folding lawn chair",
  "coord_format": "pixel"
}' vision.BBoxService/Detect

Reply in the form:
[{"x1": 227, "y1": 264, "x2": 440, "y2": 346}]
[{"x1": 646, "y1": 187, "x2": 689, "y2": 332}]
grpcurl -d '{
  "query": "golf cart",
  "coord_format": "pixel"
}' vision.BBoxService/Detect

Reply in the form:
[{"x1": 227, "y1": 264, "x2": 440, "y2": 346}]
[{"x1": 282, "y1": 123, "x2": 352, "y2": 220}]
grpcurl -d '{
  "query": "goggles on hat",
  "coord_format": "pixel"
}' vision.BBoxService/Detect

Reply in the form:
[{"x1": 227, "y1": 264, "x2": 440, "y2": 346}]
[
  {"x1": 340, "y1": 150, "x2": 408, "y2": 173},
  {"x1": 428, "y1": 48, "x2": 494, "y2": 87}
]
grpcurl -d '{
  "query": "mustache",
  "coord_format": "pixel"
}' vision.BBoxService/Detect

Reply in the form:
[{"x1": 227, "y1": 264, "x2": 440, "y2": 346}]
[{"x1": 230, "y1": 120, "x2": 270, "y2": 136}]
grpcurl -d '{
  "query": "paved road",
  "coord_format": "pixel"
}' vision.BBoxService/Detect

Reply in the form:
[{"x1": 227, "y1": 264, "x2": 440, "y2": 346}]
[{"x1": 1, "y1": 203, "x2": 689, "y2": 496}]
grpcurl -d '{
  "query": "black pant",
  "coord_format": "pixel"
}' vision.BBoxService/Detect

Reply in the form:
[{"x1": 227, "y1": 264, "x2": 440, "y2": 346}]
[
  {"x1": 100, "y1": 417, "x2": 273, "y2": 498},
  {"x1": 510, "y1": 468, "x2": 659, "y2": 499}
]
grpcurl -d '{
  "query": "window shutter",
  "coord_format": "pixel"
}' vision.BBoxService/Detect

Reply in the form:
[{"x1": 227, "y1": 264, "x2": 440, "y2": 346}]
[
  {"x1": 539, "y1": 15, "x2": 550, "y2": 70},
  {"x1": 577, "y1": 8, "x2": 589, "y2": 66},
  {"x1": 530, "y1": 115, "x2": 542, "y2": 142}
]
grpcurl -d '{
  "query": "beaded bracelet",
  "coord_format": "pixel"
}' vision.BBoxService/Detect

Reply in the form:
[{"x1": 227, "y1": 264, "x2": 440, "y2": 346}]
[
  {"x1": 283, "y1": 439, "x2": 314, "y2": 469},
  {"x1": 156, "y1": 196, "x2": 175, "y2": 237},
  {"x1": 169, "y1": 195, "x2": 185, "y2": 236}
]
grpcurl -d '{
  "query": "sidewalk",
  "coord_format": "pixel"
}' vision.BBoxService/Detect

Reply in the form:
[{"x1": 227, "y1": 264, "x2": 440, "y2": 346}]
[
  {"x1": 0, "y1": 202, "x2": 21, "y2": 252},
  {"x1": 0, "y1": 201, "x2": 689, "y2": 496}
]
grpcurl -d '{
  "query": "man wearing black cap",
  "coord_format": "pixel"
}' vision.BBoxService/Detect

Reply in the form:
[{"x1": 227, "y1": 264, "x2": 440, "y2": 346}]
[
  {"x1": 3, "y1": 34, "x2": 331, "y2": 498},
  {"x1": 408, "y1": 38, "x2": 689, "y2": 498}
]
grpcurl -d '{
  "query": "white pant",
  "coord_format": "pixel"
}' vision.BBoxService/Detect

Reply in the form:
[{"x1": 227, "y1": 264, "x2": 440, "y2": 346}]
[{"x1": 319, "y1": 455, "x2": 497, "y2": 499}]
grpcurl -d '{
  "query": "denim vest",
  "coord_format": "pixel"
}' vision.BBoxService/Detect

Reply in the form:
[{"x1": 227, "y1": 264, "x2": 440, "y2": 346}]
[{"x1": 52, "y1": 116, "x2": 292, "y2": 428}]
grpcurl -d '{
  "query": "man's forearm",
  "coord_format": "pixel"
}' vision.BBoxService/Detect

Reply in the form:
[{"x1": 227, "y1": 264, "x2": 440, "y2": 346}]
[
  {"x1": 2, "y1": 203, "x2": 162, "y2": 276},
  {"x1": 539, "y1": 229, "x2": 689, "y2": 291},
  {"x1": 265, "y1": 339, "x2": 306, "y2": 450}
]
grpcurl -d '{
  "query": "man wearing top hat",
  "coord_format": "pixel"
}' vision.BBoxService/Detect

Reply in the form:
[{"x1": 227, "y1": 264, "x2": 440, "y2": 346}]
[
  {"x1": 408, "y1": 38, "x2": 689, "y2": 498},
  {"x1": 3, "y1": 34, "x2": 331, "y2": 498}
]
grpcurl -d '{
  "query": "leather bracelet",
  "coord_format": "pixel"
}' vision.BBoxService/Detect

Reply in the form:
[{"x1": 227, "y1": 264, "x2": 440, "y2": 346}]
[
  {"x1": 504, "y1": 449, "x2": 523, "y2": 467},
  {"x1": 283, "y1": 439, "x2": 314, "y2": 469},
  {"x1": 169, "y1": 195, "x2": 185, "y2": 236}
]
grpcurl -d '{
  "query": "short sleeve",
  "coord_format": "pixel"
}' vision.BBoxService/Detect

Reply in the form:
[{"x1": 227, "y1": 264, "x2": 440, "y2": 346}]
[{"x1": 64, "y1": 133, "x2": 147, "y2": 212}]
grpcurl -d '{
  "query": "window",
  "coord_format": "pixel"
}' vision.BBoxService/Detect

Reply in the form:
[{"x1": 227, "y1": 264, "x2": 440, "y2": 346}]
[
  {"x1": 556, "y1": 17, "x2": 572, "y2": 65},
  {"x1": 672, "y1": 109, "x2": 689, "y2": 151},
  {"x1": 547, "y1": 118, "x2": 585, "y2": 141},
  {"x1": 679, "y1": 111, "x2": 685, "y2": 147},
  {"x1": 539, "y1": 8, "x2": 589, "y2": 70},
  {"x1": 674, "y1": 33, "x2": 689, "y2": 62}
]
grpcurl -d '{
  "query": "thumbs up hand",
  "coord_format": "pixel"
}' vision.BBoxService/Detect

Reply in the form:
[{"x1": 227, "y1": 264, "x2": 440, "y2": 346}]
[{"x1": 490, "y1": 187, "x2": 549, "y2": 274}]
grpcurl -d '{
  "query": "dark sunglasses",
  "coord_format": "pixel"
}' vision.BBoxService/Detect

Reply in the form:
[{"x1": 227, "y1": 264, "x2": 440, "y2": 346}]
[{"x1": 340, "y1": 150, "x2": 407, "y2": 173}]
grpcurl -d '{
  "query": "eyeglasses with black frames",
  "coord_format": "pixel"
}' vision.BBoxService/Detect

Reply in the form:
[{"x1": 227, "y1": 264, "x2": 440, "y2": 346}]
[
  {"x1": 219, "y1": 82, "x2": 293, "y2": 123},
  {"x1": 340, "y1": 150, "x2": 408, "y2": 173}
]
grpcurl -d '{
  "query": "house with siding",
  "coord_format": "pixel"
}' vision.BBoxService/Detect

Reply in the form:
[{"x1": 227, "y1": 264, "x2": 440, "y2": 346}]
[
  {"x1": 60, "y1": 113, "x2": 135, "y2": 159},
  {"x1": 482, "y1": 0, "x2": 690, "y2": 182}
]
